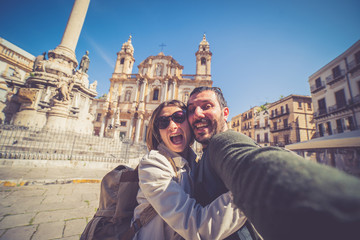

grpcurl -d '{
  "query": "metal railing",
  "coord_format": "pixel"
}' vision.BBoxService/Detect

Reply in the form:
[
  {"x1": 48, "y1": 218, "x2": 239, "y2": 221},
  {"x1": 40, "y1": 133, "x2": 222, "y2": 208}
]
[{"x1": 0, "y1": 124, "x2": 147, "y2": 164}]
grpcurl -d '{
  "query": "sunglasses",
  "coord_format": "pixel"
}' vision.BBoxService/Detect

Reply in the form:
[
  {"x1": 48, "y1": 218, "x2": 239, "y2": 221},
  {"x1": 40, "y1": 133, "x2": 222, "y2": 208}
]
[{"x1": 156, "y1": 110, "x2": 186, "y2": 129}]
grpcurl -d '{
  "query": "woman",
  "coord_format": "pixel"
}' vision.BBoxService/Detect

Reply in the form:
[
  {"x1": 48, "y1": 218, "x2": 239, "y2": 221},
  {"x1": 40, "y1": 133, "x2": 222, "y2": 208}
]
[{"x1": 132, "y1": 100, "x2": 247, "y2": 240}]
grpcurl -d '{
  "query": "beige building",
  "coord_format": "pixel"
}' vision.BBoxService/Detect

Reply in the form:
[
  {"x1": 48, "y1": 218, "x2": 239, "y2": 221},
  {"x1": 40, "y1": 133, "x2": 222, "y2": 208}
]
[
  {"x1": 254, "y1": 104, "x2": 270, "y2": 146},
  {"x1": 92, "y1": 35, "x2": 213, "y2": 142},
  {"x1": 309, "y1": 40, "x2": 360, "y2": 136},
  {"x1": 241, "y1": 107, "x2": 257, "y2": 139},
  {"x1": 269, "y1": 95, "x2": 315, "y2": 147},
  {"x1": 229, "y1": 113, "x2": 242, "y2": 133},
  {"x1": 286, "y1": 40, "x2": 360, "y2": 177},
  {"x1": 0, "y1": 37, "x2": 35, "y2": 123}
]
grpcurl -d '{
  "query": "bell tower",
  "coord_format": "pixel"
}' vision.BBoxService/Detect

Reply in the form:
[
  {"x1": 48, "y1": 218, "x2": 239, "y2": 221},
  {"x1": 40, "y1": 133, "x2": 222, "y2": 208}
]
[
  {"x1": 114, "y1": 35, "x2": 135, "y2": 75},
  {"x1": 195, "y1": 34, "x2": 212, "y2": 79}
]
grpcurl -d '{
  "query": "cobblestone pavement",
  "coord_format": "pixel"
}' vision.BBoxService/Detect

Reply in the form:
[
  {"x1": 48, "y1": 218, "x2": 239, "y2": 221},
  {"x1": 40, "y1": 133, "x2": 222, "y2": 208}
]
[
  {"x1": 0, "y1": 165, "x2": 111, "y2": 240},
  {"x1": 0, "y1": 183, "x2": 100, "y2": 240}
]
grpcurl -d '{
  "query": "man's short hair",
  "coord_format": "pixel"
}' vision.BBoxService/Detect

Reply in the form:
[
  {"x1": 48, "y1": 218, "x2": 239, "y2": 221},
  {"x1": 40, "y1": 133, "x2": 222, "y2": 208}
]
[{"x1": 189, "y1": 86, "x2": 228, "y2": 109}]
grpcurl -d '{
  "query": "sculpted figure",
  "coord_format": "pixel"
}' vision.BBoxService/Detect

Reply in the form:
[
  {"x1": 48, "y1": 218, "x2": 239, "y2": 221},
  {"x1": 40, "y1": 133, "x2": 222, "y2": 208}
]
[
  {"x1": 57, "y1": 73, "x2": 74, "y2": 102},
  {"x1": 33, "y1": 52, "x2": 46, "y2": 71},
  {"x1": 89, "y1": 80, "x2": 97, "y2": 91},
  {"x1": 79, "y1": 51, "x2": 90, "y2": 73}
]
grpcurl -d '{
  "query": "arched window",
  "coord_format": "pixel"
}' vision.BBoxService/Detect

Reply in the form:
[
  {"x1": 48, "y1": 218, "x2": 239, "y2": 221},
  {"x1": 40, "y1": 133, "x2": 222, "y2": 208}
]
[
  {"x1": 120, "y1": 58, "x2": 125, "y2": 64},
  {"x1": 183, "y1": 92, "x2": 189, "y2": 103},
  {"x1": 153, "y1": 89, "x2": 159, "y2": 101},
  {"x1": 201, "y1": 57, "x2": 206, "y2": 65}
]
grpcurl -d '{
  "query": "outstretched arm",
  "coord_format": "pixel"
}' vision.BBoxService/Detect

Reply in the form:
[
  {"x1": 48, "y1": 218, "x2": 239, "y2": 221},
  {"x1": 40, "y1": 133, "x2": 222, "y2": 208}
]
[
  {"x1": 208, "y1": 130, "x2": 360, "y2": 240},
  {"x1": 138, "y1": 151, "x2": 247, "y2": 240}
]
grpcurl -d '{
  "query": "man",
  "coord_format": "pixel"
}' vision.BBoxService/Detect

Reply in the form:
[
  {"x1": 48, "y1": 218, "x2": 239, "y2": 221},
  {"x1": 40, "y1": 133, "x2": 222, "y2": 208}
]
[
  {"x1": 187, "y1": 86, "x2": 260, "y2": 240},
  {"x1": 187, "y1": 86, "x2": 360, "y2": 240}
]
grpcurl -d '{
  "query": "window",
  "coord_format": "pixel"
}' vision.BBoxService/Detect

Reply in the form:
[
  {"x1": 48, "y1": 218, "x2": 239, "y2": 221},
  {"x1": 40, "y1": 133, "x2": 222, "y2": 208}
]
[
  {"x1": 355, "y1": 51, "x2": 360, "y2": 64},
  {"x1": 336, "y1": 119, "x2": 344, "y2": 133},
  {"x1": 346, "y1": 116, "x2": 355, "y2": 131},
  {"x1": 96, "y1": 113, "x2": 101, "y2": 122},
  {"x1": 315, "y1": 77, "x2": 322, "y2": 88},
  {"x1": 273, "y1": 122, "x2": 277, "y2": 130},
  {"x1": 264, "y1": 133, "x2": 269, "y2": 143},
  {"x1": 119, "y1": 132, "x2": 126, "y2": 140},
  {"x1": 326, "y1": 122, "x2": 332, "y2": 135},
  {"x1": 318, "y1": 98, "x2": 327, "y2": 114},
  {"x1": 153, "y1": 89, "x2": 159, "y2": 101},
  {"x1": 201, "y1": 57, "x2": 206, "y2": 65},
  {"x1": 275, "y1": 109, "x2": 278, "y2": 116},
  {"x1": 298, "y1": 102, "x2": 302, "y2": 108},
  {"x1": 307, "y1": 103, "x2": 312, "y2": 109},
  {"x1": 283, "y1": 119, "x2": 288, "y2": 128},
  {"x1": 335, "y1": 89, "x2": 346, "y2": 108},
  {"x1": 265, "y1": 118, "x2": 268, "y2": 128},
  {"x1": 280, "y1": 106, "x2": 284, "y2": 114},
  {"x1": 257, "y1": 134, "x2": 260, "y2": 143},
  {"x1": 273, "y1": 136, "x2": 278, "y2": 144},
  {"x1": 120, "y1": 121, "x2": 126, "y2": 127},
  {"x1": 332, "y1": 65, "x2": 341, "y2": 78},
  {"x1": 284, "y1": 135, "x2": 290, "y2": 145},
  {"x1": 120, "y1": 58, "x2": 125, "y2": 64},
  {"x1": 318, "y1": 123, "x2": 324, "y2": 137}
]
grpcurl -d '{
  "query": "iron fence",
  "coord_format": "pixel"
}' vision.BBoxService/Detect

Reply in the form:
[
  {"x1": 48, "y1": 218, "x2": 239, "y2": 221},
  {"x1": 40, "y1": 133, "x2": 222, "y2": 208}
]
[{"x1": 0, "y1": 124, "x2": 147, "y2": 164}]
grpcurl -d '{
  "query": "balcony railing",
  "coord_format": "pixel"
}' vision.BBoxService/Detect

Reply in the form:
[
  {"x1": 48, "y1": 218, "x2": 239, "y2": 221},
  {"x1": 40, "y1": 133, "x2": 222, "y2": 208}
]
[
  {"x1": 325, "y1": 69, "x2": 345, "y2": 85},
  {"x1": 349, "y1": 95, "x2": 360, "y2": 106},
  {"x1": 328, "y1": 102, "x2": 347, "y2": 114},
  {"x1": 270, "y1": 123, "x2": 292, "y2": 132},
  {"x1": 269, "y1": 108, "x2": 290, "y2": 119},
  {"x1": 348, "y1": 60, "x2": 360, "y2": 73},
  {"x1": 314, "y1": 108, "x2": 328, "y2": 118},
  {"x1": 310, "y1": 80, "x2": 326, "y2": 93}
]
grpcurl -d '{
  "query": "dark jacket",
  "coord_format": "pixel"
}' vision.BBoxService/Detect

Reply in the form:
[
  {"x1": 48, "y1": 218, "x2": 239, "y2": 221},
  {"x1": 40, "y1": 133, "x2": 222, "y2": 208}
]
[{"x1": 208, "y1": 130, "x2": 360, "y2": 240}]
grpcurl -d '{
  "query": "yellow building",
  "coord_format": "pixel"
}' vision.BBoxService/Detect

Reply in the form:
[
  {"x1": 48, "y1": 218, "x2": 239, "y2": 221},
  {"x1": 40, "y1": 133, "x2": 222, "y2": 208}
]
[
  {"x1": 268, "y1": 95, "x2": 315, "y2": 147},
  {"x1": 92, "y1": 35, "x2": 213, "y2": 142}
]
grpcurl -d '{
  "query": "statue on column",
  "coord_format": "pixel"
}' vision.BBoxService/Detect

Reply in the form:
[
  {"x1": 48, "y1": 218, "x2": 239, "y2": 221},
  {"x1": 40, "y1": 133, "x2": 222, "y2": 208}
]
[{"x1": 79, "y1": 50, "x2": 90, "y2": 73}]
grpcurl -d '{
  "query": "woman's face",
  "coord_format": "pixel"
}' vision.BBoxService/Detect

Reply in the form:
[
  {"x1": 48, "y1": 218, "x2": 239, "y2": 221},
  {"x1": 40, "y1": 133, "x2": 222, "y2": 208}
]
[{"x1": 157, "y1": 106, "x2": 191, "y2": 153}]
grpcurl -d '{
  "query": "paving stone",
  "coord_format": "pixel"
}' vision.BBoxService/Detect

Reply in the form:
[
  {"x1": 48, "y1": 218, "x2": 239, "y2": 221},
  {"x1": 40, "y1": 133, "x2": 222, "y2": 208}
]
[
  {"x1": 32, "y1": 221, "x2": 64, "y2": 240},
  {"x1": 0, "y1": 213, "x2": 35, "y2": 229},
  {"x1": 64, "y1": 218, "x2": 87, "y2": 237},
  {"x1": 42, "y1": 193, "x2": 65, "y2": 204},
  {"x1": 0, "y1": 225, "x2": 37, "y2": 240}
]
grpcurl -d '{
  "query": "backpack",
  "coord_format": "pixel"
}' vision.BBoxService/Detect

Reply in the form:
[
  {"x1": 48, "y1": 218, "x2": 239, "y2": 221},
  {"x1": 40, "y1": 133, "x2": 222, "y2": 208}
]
[{"x1": 80, "y1": 165, "x2": 157, "y2": 240}]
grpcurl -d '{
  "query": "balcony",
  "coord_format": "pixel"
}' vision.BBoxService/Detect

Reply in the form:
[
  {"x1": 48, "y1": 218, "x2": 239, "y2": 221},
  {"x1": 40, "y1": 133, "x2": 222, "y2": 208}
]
[
  {"x1": 270, "y1": 123, "x2": 292, "y2": 133},
  {"x1": 349, "y1": 95, "x2": 360, "y2": 106},
  {"x1": 325, "y1": 69, "x2": 345, "y2": 85},
  {"x1": 328, "y1": 102, "x2": 347, "y2": 114},
  {"x1": 313, "y1": 108, "x2": 327, "y2": 118},
  {"x1": 310, "y1": 80, "x2": 326, "y2": 93},
  {"x1": 348, "y1": 60, "x2": 360, "y2": 73},
  {"x1": 269, "y1": 108, "x2": 290, "y2": 119}
]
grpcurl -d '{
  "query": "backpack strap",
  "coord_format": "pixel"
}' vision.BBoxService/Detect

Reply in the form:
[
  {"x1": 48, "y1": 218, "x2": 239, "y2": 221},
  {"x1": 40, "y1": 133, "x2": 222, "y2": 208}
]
[{"x1": 120, "y1": 205, "x2": 157, "y2": 240}]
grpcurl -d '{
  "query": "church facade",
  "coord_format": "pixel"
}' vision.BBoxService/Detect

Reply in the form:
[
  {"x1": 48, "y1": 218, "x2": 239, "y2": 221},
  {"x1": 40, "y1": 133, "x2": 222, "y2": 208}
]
[{"x1": 92, "y1": 35, "x2": 213, "y2": 142}]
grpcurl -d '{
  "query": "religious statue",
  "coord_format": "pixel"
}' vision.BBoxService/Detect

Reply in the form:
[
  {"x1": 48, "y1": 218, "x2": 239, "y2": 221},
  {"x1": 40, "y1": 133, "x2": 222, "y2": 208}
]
[
  {"x1": 56, "y1": 73, "x2": 74, "y2": 102},
  {"x1": 33, "y1": 52, "x2": 46, "y2": 71},
  {"x1": 89, "y1": 80, "x2": 97, "y2": 91},
  {"x1": 79, "y1": 50, "x2": 90, "y2": 74}
]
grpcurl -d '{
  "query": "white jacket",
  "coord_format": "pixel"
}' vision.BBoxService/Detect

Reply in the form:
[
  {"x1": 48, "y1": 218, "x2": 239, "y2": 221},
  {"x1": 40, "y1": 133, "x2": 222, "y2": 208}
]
[{"x1": 133, "y1": 143, "x2": 247, "y2": 240}]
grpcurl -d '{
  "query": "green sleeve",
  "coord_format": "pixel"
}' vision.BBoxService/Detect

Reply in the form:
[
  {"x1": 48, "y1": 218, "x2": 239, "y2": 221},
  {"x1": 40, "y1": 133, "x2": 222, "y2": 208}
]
[{"x1": 208, "y1": 130, "x2": 360, "y2": 240}]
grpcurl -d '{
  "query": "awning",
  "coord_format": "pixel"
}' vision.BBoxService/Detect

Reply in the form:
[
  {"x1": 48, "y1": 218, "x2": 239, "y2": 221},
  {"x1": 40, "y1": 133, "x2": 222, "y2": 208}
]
[{"x1": 285, "y1": 130, "x2": 360, "y2": 150}]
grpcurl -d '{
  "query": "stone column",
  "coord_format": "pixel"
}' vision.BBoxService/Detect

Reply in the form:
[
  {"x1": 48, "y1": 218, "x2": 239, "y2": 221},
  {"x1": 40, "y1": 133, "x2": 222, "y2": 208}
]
[
  {"x1": 134, "y1": 116, "x2": 142, "y2": 143},
  {"x1": 100, "y1": 116, "x2": 106, "y2": 137},
  {"x1": 172, "y1": 81, "x2": 177, "y2": 99},
  {"x1": 55, "y1": 0, "x2": 90, "y2": 62},
  {"x1": 162, "y1": 80, "x2": 168, "y2": 102},
  {"x1": 128, "y1": 117, "x2": 134, "y2": 140}
]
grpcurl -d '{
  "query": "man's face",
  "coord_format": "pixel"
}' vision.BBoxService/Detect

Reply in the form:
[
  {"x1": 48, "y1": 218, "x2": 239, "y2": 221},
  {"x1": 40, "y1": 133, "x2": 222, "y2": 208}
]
[{"x1": 187, "y1": 90, "x2": 229, "y2": 147}]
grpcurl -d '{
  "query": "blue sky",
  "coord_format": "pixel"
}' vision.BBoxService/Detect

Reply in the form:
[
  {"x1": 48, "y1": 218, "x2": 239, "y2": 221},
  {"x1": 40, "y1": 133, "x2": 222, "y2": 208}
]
[{"x1": 1, "y1": 0, "x2": 359, "y2": 119}]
